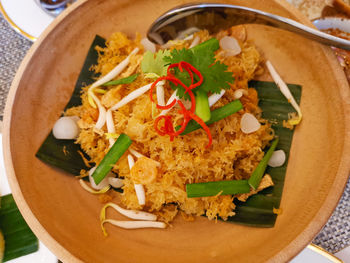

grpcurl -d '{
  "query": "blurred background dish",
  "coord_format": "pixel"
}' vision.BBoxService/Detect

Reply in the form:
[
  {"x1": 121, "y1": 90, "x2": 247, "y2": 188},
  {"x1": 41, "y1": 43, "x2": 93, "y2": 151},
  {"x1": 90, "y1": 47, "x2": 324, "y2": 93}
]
[
  {"x1": 0, "y1": 0, "x2": 53, "y2": 40},
  {"x1": 0, "y1": 0, "x2": 75, "y2": 41}
]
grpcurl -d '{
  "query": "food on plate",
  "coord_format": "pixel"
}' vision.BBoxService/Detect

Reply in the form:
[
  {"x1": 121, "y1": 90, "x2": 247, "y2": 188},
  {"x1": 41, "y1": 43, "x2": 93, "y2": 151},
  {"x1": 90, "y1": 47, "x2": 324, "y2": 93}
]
[{"x1": 38, "y1": 26, "x2": 302, "y2": 233}]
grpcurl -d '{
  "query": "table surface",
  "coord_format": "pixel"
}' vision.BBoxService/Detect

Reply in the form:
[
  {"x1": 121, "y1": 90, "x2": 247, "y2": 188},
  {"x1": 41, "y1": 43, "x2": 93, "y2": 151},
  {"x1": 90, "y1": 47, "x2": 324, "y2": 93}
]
[{"x1": 0, "y1": 4, "x2": 349, "y2": 257}]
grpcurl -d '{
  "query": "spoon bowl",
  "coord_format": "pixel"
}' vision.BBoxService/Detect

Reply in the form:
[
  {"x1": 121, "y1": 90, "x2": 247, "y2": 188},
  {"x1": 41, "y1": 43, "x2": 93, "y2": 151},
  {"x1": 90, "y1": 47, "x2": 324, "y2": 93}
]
[{"x1": 147, "y1": 3, "x2": 350, "y2": 50}]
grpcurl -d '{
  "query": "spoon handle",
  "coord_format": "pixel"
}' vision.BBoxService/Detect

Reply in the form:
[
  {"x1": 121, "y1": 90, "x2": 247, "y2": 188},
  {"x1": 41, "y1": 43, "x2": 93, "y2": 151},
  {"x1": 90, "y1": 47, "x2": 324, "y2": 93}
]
[{"x1": 149, "y1": 3, "x2": 350, "y2": 50}]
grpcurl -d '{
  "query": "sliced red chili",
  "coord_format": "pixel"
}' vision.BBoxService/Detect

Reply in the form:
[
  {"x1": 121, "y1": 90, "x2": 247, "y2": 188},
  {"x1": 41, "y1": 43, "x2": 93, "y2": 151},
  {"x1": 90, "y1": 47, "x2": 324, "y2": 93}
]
[{"x1": 151, "y1": 61, "x2": 211, "y2": 148}]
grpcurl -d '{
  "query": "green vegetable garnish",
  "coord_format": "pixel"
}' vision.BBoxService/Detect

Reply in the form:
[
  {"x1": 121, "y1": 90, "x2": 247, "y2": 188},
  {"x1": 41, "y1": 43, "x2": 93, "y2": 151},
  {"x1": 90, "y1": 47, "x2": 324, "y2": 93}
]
[
  {"x1": 163, "y1": 38, "x2": 235, "y2": 98},
  {"x1": 103, "y1": 74, "x2": 139, "y2": 86},
  {"x1": 186, "y1": 179, "x2": 250, "y2": 198},
  {"x1": 141, "y1": 50, "x2": 170, "y2": 77},
  {"x1": 178, "y1": 100, "x2": 243, "y2": 135},
  {"x1": 195, "y1": 90, "x2": 211, "y2": 122},
  {"x1": 248, "y1": 138, "x2": 279, "y2": 190},
  {"x1": 92, "y1": 134, "x2": 132, "y2": 185}
]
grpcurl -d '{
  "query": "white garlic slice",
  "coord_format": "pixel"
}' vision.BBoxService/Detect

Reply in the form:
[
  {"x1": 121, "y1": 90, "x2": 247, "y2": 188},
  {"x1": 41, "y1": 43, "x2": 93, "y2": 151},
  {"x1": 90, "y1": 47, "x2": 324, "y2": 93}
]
[
  {"x1": 240, "y1": 113, "x2": 261, "y2": 134},
  {"x1": 53, "y1": 116, "x2": 79, "y2": 140},
  {"x1": 268, "y1": 150, "x2": 286, "y2": 167},
  {"x1": 219, "y1": 36, "x2": 241, "y2": 56}
]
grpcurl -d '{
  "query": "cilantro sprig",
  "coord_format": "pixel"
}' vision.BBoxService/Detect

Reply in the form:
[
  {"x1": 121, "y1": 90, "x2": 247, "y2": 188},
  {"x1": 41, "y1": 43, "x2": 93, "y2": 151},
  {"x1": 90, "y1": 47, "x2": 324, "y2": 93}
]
[
  {"x1": 141, "y1": 50, "x2": 170, "y2": 78},
  {"x1": 140, "y1": 38, "x2": 235, "y2": 121},
  {"x1": 163, "y1": 38, "x2": 235, "y2": 98}
]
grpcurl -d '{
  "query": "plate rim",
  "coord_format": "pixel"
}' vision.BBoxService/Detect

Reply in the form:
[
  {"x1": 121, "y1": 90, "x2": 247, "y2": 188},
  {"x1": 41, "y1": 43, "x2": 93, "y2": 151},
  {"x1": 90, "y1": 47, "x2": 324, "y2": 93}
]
[
  {"x1": 2, "y1": 0, "x2": 350, "y2": 262},
  {"x1": 0, "y1": 1, "x2": 37, "y2": 41}
]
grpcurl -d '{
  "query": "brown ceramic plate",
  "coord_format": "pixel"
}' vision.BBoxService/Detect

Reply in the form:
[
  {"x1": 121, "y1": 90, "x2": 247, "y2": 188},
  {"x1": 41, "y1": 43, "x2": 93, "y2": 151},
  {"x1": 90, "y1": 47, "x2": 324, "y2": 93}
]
[{"x1": 3, "y1": 0, "x2": 350, "y2": 262}]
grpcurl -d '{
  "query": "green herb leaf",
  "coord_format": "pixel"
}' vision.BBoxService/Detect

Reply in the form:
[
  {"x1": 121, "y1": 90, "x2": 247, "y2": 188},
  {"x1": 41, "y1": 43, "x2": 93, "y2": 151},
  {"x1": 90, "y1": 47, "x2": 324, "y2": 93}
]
[
  {"x1": 103, "y1": 74, "x2": 139, "y2": 86},
  {"x1": 163, "y1": 38, "x2": 235, "y2": 98},
  {"x1": 0, "y1": 195, "x2": 38, "y2": 262},
  {"x1": 141, "y1": 50, "x2": 170, "y2": 77},
  {"x1": 92, "y1": 134, "x2": 132, "y2": 185}
]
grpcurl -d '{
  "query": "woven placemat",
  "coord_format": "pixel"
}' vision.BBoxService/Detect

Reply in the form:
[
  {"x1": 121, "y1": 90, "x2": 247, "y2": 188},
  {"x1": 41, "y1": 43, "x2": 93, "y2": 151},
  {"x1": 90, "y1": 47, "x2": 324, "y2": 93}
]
[
  {"x1": 0, "y1": 12, "x2": 349, "y2": 254},
  {"x1": 0, "y1": 15, "x2": 31, "y2": 119}
]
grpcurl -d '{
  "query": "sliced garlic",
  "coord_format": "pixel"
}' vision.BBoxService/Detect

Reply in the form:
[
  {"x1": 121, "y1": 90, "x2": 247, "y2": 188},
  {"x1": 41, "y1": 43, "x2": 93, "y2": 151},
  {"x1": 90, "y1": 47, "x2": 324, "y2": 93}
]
[
  {"x1": 240, "y1": 113, "x2": 261, "y2": 134},
  {"x1": 53, "y1": 116, "x2": 79, "y2": 140},
  {"x1": 233, "y1": 89, "x2": 248, "y2": 100},
  {"x1": 268, "y1": 150, "x2": 286, "y2": 167},
  {"x1": 219, "y1": 36, "x2": 241, "y2": 56}
]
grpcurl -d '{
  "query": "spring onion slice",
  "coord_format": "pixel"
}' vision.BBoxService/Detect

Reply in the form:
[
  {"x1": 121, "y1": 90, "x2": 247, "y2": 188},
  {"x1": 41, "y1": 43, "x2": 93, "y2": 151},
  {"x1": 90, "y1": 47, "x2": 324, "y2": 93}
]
[
  {"x1": 92, "y1": 134, "x2": 132, "y2": 185},
  {"x1": 186, "y1": 180, "x2": 250, "y2": 198},
  {"x1": 102, "y1": 74, "x2": 139, "y2": 86},
  {"x1": 195, "y1": 90, "x2": 211, "y2": 122},
  {"x1": 248, "y1": 138, "x2": 279, "y2": 190},
  {"x1": 179, "y1": 100, "x2": 243, "y2": 135},
  {"x1": 266, "y1": 60, "x2": 302, "y2": 125},
  {"x1": 100, "y1": 202, "x2": 157, "y2": 222}
]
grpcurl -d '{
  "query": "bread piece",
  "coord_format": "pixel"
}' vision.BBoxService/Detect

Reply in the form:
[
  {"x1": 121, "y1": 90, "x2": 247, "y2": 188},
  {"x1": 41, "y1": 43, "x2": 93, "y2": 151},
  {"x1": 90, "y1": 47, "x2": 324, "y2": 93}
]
[{"x1": 333, "y1": 0, "x2": 350, "y2": 17}]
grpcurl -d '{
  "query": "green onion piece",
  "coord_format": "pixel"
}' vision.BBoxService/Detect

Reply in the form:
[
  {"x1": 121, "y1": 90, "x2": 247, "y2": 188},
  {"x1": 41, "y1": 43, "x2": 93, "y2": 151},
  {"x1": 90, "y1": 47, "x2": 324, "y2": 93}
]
[
  {"x1": 186, "y1": 180, "x2": 250, "y2": 198},
  {"x1": 92, "y1": 134, "x2": 132, "y2": 185},
  {"x1": 179, "y1": 100, "x2": 243, "y2": 135},
  {"x1": 103, "y1": 74, "x2": 139, "y2": 86},
  {"x1": 0, "y1": 194, "x2": 38, "y2": 262},
  {"x1": 190, "y1": 38, "x2": 219, "y2": 53},
  {"x1": 248, "y1": 138, "x2": 279, "y2": 190},
  {"x1": 195, "y1": 90, "x2": 211, "y2": 122}
]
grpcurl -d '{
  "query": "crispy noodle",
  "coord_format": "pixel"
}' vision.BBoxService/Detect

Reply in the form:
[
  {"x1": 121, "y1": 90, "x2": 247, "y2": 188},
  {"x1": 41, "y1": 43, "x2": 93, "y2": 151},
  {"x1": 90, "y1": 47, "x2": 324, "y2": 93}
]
[{"x1": 67, "y1": 28, "x2": 274, "y2": 223}]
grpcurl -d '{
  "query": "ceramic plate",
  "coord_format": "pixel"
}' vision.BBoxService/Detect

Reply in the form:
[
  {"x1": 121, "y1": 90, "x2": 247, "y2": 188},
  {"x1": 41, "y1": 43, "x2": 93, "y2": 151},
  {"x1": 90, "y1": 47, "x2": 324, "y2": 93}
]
[{"x1": 0, "y1": 0, "x2": 53, "y2": 41}]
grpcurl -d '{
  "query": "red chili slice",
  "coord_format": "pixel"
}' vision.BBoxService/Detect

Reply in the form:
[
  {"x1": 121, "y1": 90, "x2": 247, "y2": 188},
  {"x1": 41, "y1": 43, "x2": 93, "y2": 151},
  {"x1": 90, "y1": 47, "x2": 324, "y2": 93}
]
[{"x1": 151, "y1": 61, "x2": 211, "y2": 148}]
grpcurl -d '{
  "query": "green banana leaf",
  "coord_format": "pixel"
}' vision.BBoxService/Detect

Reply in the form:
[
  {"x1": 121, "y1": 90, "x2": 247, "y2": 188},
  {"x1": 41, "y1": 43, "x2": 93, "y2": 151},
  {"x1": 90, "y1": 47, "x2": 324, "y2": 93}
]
[
  {"x1": 35, "y1": 36, "x2": 301, "y2": 227},
  {"x1": 0, "y1": 194, "x2": 38, "y2": 262},
  {"x1": 223, "y1": 80, "x2": 301, "y2": 227},
  {"x1": 36, "y1": 35, "x2": 106, "y2": 174}
]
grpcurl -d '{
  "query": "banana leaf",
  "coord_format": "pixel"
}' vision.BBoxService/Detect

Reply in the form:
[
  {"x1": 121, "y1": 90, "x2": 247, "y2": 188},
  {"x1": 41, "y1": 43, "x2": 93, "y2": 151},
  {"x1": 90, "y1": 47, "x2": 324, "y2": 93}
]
[
  {"x1": 224, "y1": 80, "x2": 301, "y2": 227},
  {"x1": 0, "y1": 194, "x2": 38, "y2": 262},
  {"x1": 35, "y1": 36, "x2": 301, "y2": 227},
  {"x1": 36, "y1": 35, "x2": 106, "y2": 174}
]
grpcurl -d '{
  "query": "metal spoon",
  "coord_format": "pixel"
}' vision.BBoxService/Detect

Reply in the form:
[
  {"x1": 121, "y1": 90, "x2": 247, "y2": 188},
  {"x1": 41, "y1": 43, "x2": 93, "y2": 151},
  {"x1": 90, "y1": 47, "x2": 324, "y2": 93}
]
[{"x1": 147, "y1": 3, "x2": 350, "y2": 50}]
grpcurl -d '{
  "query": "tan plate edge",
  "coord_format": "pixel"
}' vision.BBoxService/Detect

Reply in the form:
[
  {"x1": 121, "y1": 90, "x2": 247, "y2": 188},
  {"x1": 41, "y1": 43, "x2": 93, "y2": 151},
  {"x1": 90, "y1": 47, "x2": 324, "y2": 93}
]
[
  {"x1": 273, "y1": 44, "x2": 350, "y2": 262},
  {"x1": 0, "y1": 1, "x2": 37, "y2": 41},
  {"x1": 262, "y1": 0, "x2": 350, "y2": 262},
  {"x1": 2, "y1": 1, "x2": 88, "y2": 262}
]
